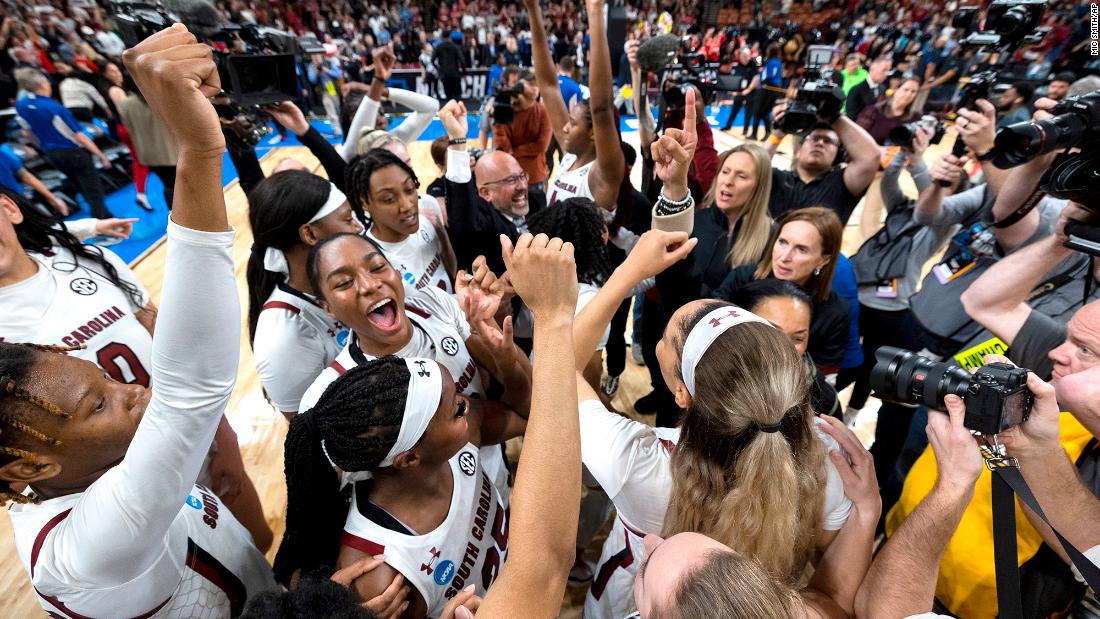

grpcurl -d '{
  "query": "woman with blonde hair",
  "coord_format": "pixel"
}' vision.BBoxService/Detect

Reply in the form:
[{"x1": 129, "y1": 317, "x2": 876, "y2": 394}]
[
  {"x1": 713, "y1": 206, "x2": 851, "y2": 377},
  {"x1": 568, "y1": 98, "x2": 852, "y2": 618}
]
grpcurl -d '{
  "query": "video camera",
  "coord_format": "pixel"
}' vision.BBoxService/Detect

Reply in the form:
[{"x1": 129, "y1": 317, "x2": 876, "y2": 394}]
[
  {"x1": 777, "y1": 46, "x2": 844, "y2": 135},
  {"x1": 111, "y1": 0, "x2": 304, "y2": 144},
  {"x1": 492, "y1": 82, "x2": 525, "y2": 126},
  {"x1": 870, "y1": 347, "x2": 1033, "y2": 435},
  {"x1": 991, "y1": 90, "x2": 1100, "y2": 255}
]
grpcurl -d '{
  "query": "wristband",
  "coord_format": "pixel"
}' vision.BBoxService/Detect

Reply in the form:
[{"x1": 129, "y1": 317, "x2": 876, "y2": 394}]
[
  {"x1": 768, "y1": 135, "x2": 783, "y2": 146},
  {"x1": 655, "y1": 188, "x2": 694, "y2": 216},
  {"x1": 448, "y1": 138, "x2": 467, "y2": 146}
]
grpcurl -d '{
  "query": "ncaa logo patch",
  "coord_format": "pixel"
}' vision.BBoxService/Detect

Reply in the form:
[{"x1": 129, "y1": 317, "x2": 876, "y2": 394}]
[
  {"x1": 458, "y1": 451, "x2": 476, "y2": 476},
  {"x1": 441, "y1": 336, "x2": 460, "y2": 356},
  {"x1": 433, "y1": 560, "x2": 456, "y2": 585},
  {"x1": 185, "y1": 495, "x2": 203, "y2": 510},
  {"x1": 336, "y1": 329, "x2": 350, "y2": 347},
  {"x1": 403, "y1": 272, "x2": 416, "y2": 285},
  {"x1": 70, "y1": 278, "x2": 98, "y2": 295}
]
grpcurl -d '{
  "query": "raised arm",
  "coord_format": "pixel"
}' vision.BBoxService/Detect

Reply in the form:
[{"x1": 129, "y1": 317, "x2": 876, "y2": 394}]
[
  {"x1": 339, "y1": 47, "x2": 395, "y2": 161},
  {"x1": 987, "y1": 150, "x2": 1060, "y2": 252},
  {"x1": 389, "y1": 88, "x2": 441, "y2": 144},
  {"x1": 267, "y1": 100, "x2": 347, "y2": 191},
  {"x1": 953, "y1": 99, "x2": 1009, "y2": 192},
  {"x1": 579, "y1": 0, "x2": 626, "y2": 210},
  {"x1": 628, "y1": 39, "x2": 658, "y2": 155},
  {"x1": 914, "y1": 153, "x2": 968, "y2": 225},
  {"x1": 835, "y1": 114, "x2": 880, "y2": 198},
  {"x1": 475, "y1": 233, "x2": 579, "y2": 617},
  {"x1": 524, "y1": 0, "x2": 570, "y2": 148},
  {"x1": 854, "y1": 395, "x2": 983, "y2": 618},
  {"x1": 961, "y1": 204, "x2": 1089, "y2": 346},
  {"x1": 56, "y1": 24, "x2": 237, "y2": 588}
]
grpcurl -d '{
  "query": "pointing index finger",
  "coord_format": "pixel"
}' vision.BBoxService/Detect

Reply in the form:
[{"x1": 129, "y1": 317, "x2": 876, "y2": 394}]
[{"x1": 684, "y1": 88, "x2": 697, "y2": 139}]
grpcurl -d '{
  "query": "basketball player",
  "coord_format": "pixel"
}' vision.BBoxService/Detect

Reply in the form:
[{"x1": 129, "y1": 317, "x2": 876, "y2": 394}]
[
  {"x1": 525, "y1": 0, "x2": 625, "y2": 209},
  {"x1": 246, "y1": 171, "x2": 363, "y2": 418},
  {"x1": 0, "y1": 26, "x2": 279, "y2": 616},
  {"x1": 345, "y1": 149, "x2": 456, "y2": 295},
  {"x1": 566, "y1": 100, "x2": 856, "y2": 616},
  {"x1": 0, "y1": 187, "x2": 274, "y2": 552},
  {"x1": 299, "y1": 232, "x2": 530, "y2": 492},
  {"x1": 275, "y1": 356, "x2": 514, "y2": 618}
]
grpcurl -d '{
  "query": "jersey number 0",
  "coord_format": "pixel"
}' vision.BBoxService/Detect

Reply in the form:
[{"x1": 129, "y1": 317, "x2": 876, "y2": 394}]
[{"x1": 97, "y1": 341, "x2": 151, "y2": 388}]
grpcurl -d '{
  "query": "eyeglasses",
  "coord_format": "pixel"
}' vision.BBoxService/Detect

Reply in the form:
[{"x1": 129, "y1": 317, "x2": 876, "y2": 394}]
[
  {"x1": 483, "y1": 171, "x2": 529, "y2": 187},
  {"x1": 804, "y1": 134, "x2": 839, "y2": 147}
]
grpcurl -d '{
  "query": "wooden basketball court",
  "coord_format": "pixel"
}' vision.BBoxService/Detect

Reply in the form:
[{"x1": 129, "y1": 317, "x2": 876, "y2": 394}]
[{"x1": 0, "y1": 124, "x2": 951, "y2": 615}]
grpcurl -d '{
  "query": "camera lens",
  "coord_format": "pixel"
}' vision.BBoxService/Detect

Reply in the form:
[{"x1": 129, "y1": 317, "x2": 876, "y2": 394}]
[
  {"x1": 888, "y1": 123, "x2": 915, "y2": 148},
  {"x1": 870, "y1": 347, "x2": 973, "y2": 408},
  {"x1": 994, "y1": 113, "x2": 1089, "y2": 168}
]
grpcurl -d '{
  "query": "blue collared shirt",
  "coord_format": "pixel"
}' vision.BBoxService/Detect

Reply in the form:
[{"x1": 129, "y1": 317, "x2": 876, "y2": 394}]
[{"x1": 15, "y1": 93, "x2": 85, "y2": 151}]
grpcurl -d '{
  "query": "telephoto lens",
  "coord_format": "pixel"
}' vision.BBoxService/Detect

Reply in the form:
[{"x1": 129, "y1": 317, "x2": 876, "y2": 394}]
[
  {"x1": 869, "y1": 347, "x2": 1033, "y2": 435},
  {"x1": 869, "y1": 347, "x2": 972, "y2": 409},
  {"x1": 992, "y1": 91, "x2": 1100, "y2": 168}
]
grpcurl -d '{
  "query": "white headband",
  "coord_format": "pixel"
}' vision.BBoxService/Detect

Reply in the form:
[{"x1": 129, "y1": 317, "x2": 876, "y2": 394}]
[
  {"x1": 323, "y1": 357, "x2": 444, "y2": 488},
  {"x1": 680, "y1": 306, "x2": 772, "y2": 396},
  {"x1": 262, "y1": 183, "x2": 348, "y2": 274}
]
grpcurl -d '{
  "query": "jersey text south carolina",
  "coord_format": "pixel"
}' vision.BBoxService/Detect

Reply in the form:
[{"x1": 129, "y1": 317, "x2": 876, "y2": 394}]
[{"x1": 61, "y1": 306, "x2": 128, "y2": 347}]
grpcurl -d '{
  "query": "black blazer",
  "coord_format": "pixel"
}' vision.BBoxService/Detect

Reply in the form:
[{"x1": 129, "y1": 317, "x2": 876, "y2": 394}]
[
  {"x1": 444, "y1": 174, "x2": 546, "y2": 276},
  {"x1": 844, "y1": 79, "x2": 884, "y2": 121}
]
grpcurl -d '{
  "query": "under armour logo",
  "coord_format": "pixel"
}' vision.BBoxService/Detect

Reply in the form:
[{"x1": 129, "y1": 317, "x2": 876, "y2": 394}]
[
  {"x1": 415, "y1": 360, "x2": 430, "y2": 377},
  {"x1": 709, "y1": 309, "x2": 744, "y2": 328},
  {"x1": 420, "y1": 546, "x2": 442, "y2": 574}
]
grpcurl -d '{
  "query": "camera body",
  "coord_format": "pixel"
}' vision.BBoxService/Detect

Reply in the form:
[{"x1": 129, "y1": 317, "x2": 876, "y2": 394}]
[
  {"x1": 111, "y1": 1, "x2": 300, "y2": 107},
  {"x1": 889, "y1": 115, "x2": 946, "y2": 149},
  {"x1": 778, "y1": 69, "x2": 844, "y2": 135},
  {"x1": 492, "y1": 82, "x2": 526, "y2": 126},
  {"x1": 985, "y1": 0, "x2": 1048, "y2": 45},
  {"x1": 870, "y1": 347, "x2": 1033, "y2": 435}
]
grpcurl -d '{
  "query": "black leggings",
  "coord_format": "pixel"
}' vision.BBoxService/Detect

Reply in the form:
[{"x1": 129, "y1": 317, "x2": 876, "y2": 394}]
[
  {"x1": 46, "y1": 147, "x2": 111, "y2": 219},
  {"x1": 605, "y1": 298, "x2": 632, "y2": 378},
  {"x1": 148, "y1": 165, "x2": 177, "y2": 209},
  {"x1": 722, "y1": 93, "x2": 754, "y2": 130},
  {"x1": 748, "y1": 89, "x2": 781, "y2": 136}
]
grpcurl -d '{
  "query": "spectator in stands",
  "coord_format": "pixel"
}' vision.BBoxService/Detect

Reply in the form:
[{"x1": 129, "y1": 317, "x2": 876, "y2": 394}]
[
  {"x1": 840, "y1": 53, "x2": 868, "y2": 96},
  {"x1": 558, "y1": 55, "x2": 583, "y2": 110},
  {"x1": 0, "y1": 146, "x2": 70, "y2": 215},
  {"x1": 996, "y1": 81, "x2": 1035, "y2": 129},
  {"x1": 845, "y1": 56, "x2": 891, "y2": 121},
  {"x1": 56, "y1": 62, "x2": 111, "y2": 122},
  {"x1": 14, "y1": 67, "x2": 114, "y2": 219},
  {"x1": 492, "y1": 70, "x2": 553, "y2": 191},
  {"x1": 116, "y1": 82, "x2": 178, "y2": 210}
]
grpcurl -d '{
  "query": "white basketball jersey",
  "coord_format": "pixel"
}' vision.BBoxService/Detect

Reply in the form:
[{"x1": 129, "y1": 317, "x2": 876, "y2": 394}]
[
  {"x1": 366, "y1": 215, "x2": 453, "y2": 295},
  {"x1": 299, "y1": 287, "x2": 509, "y2": 496},
  {"x1": 10, "y1": 484, "x2": 277, "y2": 618},
  {"x1": 342, "y1": 445, "x2": 508, "y2": 617},
  {"x1": 253, "y1": 284, "x2": 350, "y2": 412},
  {"x1": 548, "y1": 153, "x2": 596, "y2": 205},
  {"x1": 0, "y1": 247, "x2": 152, "y2": 386}
]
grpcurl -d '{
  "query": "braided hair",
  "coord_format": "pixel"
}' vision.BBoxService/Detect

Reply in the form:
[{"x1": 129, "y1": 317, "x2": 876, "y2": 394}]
[
  {"x1": 245, "y1": 171, "x2": 337, "y2": 347},
  {"x1": 0, "y1": 342, "x2": 78, "y2": 505},
  {"x1": 526, "y1": 197, "x2": 612, "y2": 286},
  {"x1": 343, "y1": 149, "x2": 420, "y2": 231},
  {"x1": 272, "y1": 357, "x2": 412, "y2": 585},
  {"x1": 0, "y1": 186, "x2": 143, "y2": 310}
]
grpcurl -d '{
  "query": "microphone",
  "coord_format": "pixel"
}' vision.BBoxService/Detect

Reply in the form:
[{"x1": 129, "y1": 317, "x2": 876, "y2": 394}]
[
  {"x1": 162, "y1": 0, "x2": 225, "y2": 40},
  {"x1": 636, "y1": 34, "x2": 681, "y2": 74}
]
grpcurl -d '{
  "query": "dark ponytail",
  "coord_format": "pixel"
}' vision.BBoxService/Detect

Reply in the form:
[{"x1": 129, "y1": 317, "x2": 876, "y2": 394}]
[
  {"x1": 344, "y1": 149, "x2": 420, "y2": 231},
  {"x1": 272, "y1": 357, "x2": 412, "y2": 585},
  {"x1": 246, "y1": 171, "x2": 335, "y2": 347},
  {"x1": 0, "y1": 186, "x2": 143, "y2": 309}
]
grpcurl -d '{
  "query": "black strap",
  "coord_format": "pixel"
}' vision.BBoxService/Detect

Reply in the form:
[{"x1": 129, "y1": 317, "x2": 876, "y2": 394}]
[
  {"x1": 992, "y1": 183, "x2": 1045, "y2": 229},
  {"x1": 992, "y1": 471, "x2": 1023, "y2": 619},
  {"x1": 991, "y1": 464, "x2": 1100, "y2": 617}
]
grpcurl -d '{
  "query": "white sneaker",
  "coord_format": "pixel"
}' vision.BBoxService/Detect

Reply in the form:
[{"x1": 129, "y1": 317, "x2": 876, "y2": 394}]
[
  {"x1": 631, "y1": 342, "x2": 644, "y2": 365},
  {"x1": 601, "y1": 374, "x2": 620, "y2": 397}
]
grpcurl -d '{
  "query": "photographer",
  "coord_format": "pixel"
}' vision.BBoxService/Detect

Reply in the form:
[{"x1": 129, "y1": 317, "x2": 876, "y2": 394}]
[
  {"x1": 995, "y1": 81, "x2": 1035, "y2": 129},
  {"x1": 961, "y1": 203, "x2": 1100, "y2": 381},
  {"x1": 492, "y1": 70, "x2": 553, "y2": 191},
  {"x1": 765, "y1": 98, "x2": 881, "y2": 223}
]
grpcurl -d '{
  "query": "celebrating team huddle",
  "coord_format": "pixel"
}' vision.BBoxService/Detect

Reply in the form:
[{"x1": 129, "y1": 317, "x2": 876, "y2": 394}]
[{"x1": 5, "y1": 0, "x2": 1100, "y2": 611}]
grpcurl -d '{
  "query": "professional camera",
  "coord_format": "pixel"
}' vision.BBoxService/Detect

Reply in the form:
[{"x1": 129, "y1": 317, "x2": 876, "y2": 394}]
[
  {"x1": 870, "y1": 347, "x2": 1033, "y2": 435},
  {"x1": 777, "y1": 68, "x2": 844, "y2": 135},
  {"x1": 888, "y1": 115, "x2": 947, "y2": 149},
  {"x1": 492, "y1": 82, "x2": 526, "y2": 126},
  {"x1": 992, "y1": 91, "x2": 1100, "y2": 167},
  {"x1": 111, "y1": 1, "x2": 300, "y2": 108}
]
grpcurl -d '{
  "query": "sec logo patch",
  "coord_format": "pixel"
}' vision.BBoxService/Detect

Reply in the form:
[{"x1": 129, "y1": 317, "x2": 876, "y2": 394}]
[
  {"x1": 441, "y1": 336, "x2": 460, "y2": 356},
  {"x1": 70, "y1": 278, "x2": 98, "y2": 295},
  {"x1": 458, "y1": 451, "x2": 476, "y2": 476}
]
